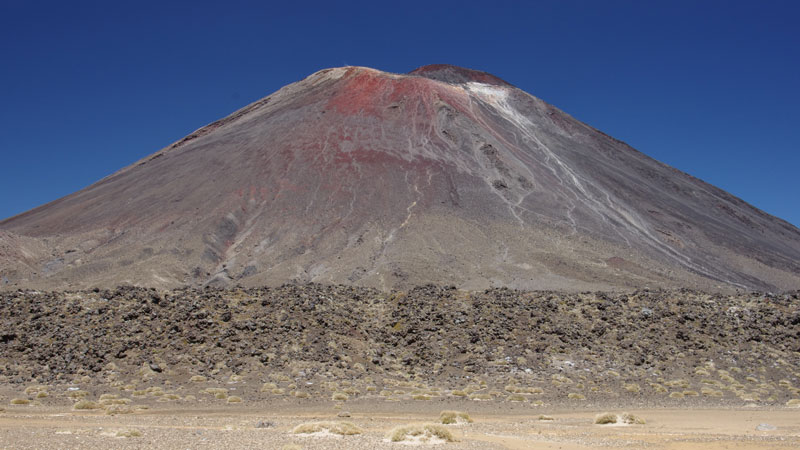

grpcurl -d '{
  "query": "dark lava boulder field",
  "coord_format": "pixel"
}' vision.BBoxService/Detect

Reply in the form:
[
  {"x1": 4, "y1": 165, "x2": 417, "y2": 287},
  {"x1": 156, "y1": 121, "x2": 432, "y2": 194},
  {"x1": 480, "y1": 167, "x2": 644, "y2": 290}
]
[{"x1": 1, "y1": 284, "x2": 799, "y2": 409}]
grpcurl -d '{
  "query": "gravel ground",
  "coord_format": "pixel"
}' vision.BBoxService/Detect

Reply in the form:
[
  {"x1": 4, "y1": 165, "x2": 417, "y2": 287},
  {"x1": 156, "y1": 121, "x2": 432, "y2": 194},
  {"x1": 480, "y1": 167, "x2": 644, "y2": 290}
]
[{"x1": 1, "y1": 403, "x2": 800, "y2": 449}]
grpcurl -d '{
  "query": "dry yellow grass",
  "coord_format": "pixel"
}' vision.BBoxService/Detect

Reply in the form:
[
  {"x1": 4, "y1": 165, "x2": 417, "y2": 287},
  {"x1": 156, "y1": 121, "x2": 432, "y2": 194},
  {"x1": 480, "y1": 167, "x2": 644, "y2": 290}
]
[
  {"x1": 292, "y1": 421, "x2": 362, "y2": 435},
  {"x1": 621, "y1": 412, "x2": 646, "y2": 424},
  {"x1": 115, "y1": 428, "x2": 142, "y2": 438},
  {"x1": 10, "y1": 398, "x2": 30, "y2": 405},
  {"x1": 439, "y1": 410, "x2": 472, "y2": 424},
  {"x1": 331, "y1": 392, "x2": 349, "y2": 401},
  {"x1": 594, "y1": 412, "x2": 617, "y2": 424},
  {"x1": 388, "y1": 423, "x2": 455, "y2": 443},
  {"x1": 73, "y1": 400, "x2": 101, "y2": 410}
]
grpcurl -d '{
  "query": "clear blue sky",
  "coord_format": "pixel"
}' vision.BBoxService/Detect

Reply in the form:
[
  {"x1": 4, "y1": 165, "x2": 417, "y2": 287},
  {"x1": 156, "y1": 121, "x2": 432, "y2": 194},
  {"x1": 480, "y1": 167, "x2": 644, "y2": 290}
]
[{"x1": 1, "y1": 1, "x2": 798, "y2": 226}]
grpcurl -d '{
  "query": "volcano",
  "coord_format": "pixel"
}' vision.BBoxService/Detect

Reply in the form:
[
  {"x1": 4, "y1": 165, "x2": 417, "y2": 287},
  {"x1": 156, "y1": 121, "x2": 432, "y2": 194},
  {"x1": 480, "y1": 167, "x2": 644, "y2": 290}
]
[{"x1": 1, "y1": 65, "x2": 799, "y2": 291}]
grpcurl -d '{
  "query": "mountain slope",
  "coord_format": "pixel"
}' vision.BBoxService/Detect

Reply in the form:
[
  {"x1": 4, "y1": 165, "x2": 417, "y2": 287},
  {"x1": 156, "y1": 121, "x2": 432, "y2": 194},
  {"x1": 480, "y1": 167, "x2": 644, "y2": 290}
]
[{"x1": 1, "y1": 65, "x2": 799, "y2": 291}]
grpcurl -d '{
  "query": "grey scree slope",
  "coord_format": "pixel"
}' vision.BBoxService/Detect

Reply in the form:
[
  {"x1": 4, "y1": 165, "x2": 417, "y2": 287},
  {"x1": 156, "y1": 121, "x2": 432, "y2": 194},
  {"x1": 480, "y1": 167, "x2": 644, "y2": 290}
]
[{"x1": 1, "y1": 65, "x2": 799, "y2": 292}]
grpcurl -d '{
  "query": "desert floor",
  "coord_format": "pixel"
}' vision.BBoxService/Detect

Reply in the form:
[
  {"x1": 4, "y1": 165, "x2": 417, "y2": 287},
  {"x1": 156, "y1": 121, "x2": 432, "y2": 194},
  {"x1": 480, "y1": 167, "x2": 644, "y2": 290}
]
[{"x1": 1, "y1": 402, "x2": 799, "y2": 449}]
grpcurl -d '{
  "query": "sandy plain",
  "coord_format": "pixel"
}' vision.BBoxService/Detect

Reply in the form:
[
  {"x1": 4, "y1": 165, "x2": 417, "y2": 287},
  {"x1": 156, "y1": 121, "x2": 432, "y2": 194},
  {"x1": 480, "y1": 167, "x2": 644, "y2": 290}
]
[{"x1": 1, "y1": 401, "x2": 799, "y2": 449}]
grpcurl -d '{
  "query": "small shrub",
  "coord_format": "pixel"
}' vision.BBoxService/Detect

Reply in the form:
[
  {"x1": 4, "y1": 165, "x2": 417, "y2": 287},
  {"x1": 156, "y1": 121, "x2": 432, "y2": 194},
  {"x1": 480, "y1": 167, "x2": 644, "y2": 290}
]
[
  {"x1": 594, "y1": 413, "x2": 617, "y2": 425},
  {"x1": 388, "y1": 423, "x2": 455, "y2": 443},
  {"x1": 669, "y1": 392, "x2": 684, "y2": 399},
  {"x1": 567, "y1": 393, "x2": 585, "y2": 400},
  {"x1": 191, "y1": 375, "x2": 207, "y2": 383},
  {"x1": 331, "y1": 392, "x2": 349, "y2": 401},
  {"x1": 227, "y1": 396, "x2": 243, "y2": 403},
  {"x1": 10, "y1": 398, "x2": 30, "y2": 405},
  {"x1": 292, "y1": 421, "x2": 362, "y2": 435},
  {"x1": 36, "y1": 391, "x2": 49, "y2": 398},
  {"x1": 439, "y1": 410, "x2": 472, "y2": 424},
  {"x1": 451, "y1": 390, "x2": 467, "y2": 397}
]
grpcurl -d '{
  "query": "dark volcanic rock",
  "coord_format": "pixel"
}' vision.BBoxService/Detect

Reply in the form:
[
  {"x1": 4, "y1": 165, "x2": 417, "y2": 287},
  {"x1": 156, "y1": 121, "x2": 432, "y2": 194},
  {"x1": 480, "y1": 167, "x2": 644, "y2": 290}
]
[{"x1": 0, "y1": 285, "x2": 798, "y2": 408}]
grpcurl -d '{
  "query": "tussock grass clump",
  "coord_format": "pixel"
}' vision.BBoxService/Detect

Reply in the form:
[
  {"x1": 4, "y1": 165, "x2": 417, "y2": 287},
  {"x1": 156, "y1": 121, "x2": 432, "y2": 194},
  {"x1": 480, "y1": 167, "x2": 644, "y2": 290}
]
[
  {"x1": 10, "y1": 398, "x2": 30, "y2": 405},
  {"x1": 469, "y1": 393, "x2": 491, "y2": 401},
  {"x1": 701, "y1": 387, "x2": 724, "y2": 397},
  {"x1": 105, "y1": 405, "x2": 134, "y2": 415},
  {"x1": 506, "y1": 394, "x2": 526, "y2": 402},
  {"x1": 115, "y1": 428, "x2": 142, "y2": 438},
  {"x1": 292, "y1": 421, "x2": 362, "y2": 435},
  {"x1": 594, "y1": 413, "x2": 617, "y2": 425},
  {"x1": 595, "y1": 412, "x2": 645, "y2": 425},
  {"x1": 36, "y1": 391, "x2": 49, "y2": 398},
  {"x1": 412, "y1": 394, "x2": 433, "y2": 401},
  {"x1": 669, "y1": 392, "x2": 685, "y2": 399},
  {"x1": 786, "y1": 399, "x2": 800, "y2": 407},
  {"x1": 624, "y1": 383, "x2": 641, "y2": 394},
  {"x1": 68, "y1": 390, "x2": 89, "y2": 399},
  {"x1": 388, "y1": 423, "x2": 455, "y2": 443},
  {"x1": 538, "y1": 415, "x2": 554, "y2": 421},
  {"x1": 439, "y1": 410, "x2": 472, "y2": 424},
  {"x1": 25, "y1": 386, "x2": 48, "y2": 396},
  {"x1": 227, "y1": 396, "x2": 243, "y2": 403},
  {"x1": 73, "y1": 400, "x2": 101, "y2": 410},
  {"x1": 190, "y1": 375, "x2": 207, "y2": 383},
  {"x1": 331, "y1": 392, "x2": 349, "y2": 401},
  {"x1": 450, "y1": 390, "x2": 467, "y2": 397},
  {"x1": 621, "y1": 413, "x2": 646, "y2": 425},
  {"x1": 567, "y1": 393, "x2": 585, "y2": 400}
]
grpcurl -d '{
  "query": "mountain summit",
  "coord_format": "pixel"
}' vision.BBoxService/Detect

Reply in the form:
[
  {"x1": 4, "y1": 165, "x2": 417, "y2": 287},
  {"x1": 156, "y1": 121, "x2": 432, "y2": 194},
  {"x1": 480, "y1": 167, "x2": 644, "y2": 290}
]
[{"x1": 2, "y1": 65, "x2": 799, "y2": 291}]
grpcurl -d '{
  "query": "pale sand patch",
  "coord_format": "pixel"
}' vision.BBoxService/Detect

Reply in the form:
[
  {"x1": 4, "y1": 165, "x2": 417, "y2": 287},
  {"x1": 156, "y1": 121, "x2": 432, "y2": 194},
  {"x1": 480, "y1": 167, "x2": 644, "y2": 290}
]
[{"x1": 0, "y1": 406, "x2": 798, "y2": 449}]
